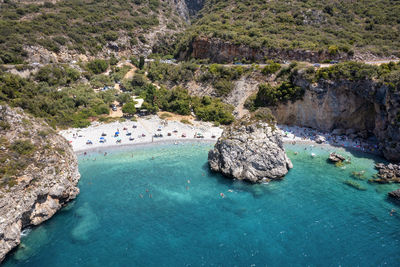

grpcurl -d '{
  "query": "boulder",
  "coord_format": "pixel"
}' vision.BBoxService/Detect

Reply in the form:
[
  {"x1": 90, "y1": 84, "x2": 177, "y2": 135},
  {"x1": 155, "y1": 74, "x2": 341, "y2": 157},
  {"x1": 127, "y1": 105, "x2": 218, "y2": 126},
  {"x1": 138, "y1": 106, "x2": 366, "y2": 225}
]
[
  {"x1": 208, "y1": 109, "x2": 292, "y2": 183},
  {"x1": 315, "y1": 135, "x2": 326, "y2": 144},
  {"x1": 388, "y1": 189, "x2": 400, "y2": 200},
  {"x1": 371, "y1": 163, "x2": 400, "y2": 183},
  {"x1": 328, "y1": 152, "x2": 346, "y2": 163}
]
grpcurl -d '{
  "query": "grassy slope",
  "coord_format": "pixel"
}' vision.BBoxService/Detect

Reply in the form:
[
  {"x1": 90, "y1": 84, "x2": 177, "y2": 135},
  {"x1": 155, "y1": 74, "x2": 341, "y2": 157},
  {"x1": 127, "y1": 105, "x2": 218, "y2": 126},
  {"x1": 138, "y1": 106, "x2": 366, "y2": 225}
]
[{"x1": 0, "y1": 0, "x2": 185, "y2": 64}]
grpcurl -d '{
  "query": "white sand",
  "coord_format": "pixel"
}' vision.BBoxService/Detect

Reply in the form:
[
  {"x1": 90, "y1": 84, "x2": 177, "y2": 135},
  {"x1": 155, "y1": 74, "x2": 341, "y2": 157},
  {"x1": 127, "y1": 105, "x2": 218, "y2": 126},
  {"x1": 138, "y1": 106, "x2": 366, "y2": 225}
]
[
  {"x1": 278, "y1": 125, "x2": 380, "y2": 155},
  {"x1": 59, "y1": 116, "x2": 380, "y2": 156},
  {"x1": 59, "y1": 115, "x2": 223, "y2": 153}
]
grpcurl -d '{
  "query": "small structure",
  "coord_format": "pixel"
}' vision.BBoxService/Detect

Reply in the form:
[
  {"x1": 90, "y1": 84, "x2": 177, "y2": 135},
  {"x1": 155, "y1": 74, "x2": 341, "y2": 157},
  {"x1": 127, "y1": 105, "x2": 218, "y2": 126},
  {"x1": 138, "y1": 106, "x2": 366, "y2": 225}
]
[{"x1": 139, "y1": 109, "x2": 148, "y2": 116}]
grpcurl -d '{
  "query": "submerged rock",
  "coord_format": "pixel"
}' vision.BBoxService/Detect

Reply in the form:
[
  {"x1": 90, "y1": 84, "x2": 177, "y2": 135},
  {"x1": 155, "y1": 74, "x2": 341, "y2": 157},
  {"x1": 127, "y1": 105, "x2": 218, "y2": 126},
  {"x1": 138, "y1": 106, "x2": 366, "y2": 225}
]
[
  {"x1": 388, "y1": 189, "x2": 400, "y2": 200},
  {"x1": 328, "y1": 152, "x2": 346, "y2": 163},
  {"x1": 208, "y1": 109, "x2": 292, "y2": 183},
  {"x1": 0, "y1": 105, "x2": 80, "y2": 262}
]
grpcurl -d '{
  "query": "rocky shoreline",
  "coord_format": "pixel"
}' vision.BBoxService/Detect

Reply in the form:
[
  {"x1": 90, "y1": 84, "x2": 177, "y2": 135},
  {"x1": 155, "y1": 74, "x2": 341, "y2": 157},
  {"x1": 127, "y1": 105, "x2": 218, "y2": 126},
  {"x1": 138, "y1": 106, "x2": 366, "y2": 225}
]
[{"x1": 0, "y1": 106, "x2": 80, "y2": 262}]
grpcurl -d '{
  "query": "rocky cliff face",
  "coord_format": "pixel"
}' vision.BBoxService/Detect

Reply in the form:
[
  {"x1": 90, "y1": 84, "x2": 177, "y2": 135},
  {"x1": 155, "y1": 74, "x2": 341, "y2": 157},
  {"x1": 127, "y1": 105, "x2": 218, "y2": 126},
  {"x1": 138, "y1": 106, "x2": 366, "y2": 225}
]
[
  {"x1": 185, "y1": 37, "x2": 351, "y2": 63},
  {"x1": 271, "y1": 77, "x2": 400, "y2": 162},
  {"x1": 208, "y1": 109, "x2": 292, "y2": 183},
  {"x1": 0, "y1": 105, "x2": 80, "y2": 262}
]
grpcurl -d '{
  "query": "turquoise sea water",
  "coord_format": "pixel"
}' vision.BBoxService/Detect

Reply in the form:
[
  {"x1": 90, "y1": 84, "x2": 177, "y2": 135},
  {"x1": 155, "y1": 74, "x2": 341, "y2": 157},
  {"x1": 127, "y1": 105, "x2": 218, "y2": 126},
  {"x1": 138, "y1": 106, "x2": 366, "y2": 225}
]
[{"x1": 4, "y1": 142, "x2": 400, "y2": 266}]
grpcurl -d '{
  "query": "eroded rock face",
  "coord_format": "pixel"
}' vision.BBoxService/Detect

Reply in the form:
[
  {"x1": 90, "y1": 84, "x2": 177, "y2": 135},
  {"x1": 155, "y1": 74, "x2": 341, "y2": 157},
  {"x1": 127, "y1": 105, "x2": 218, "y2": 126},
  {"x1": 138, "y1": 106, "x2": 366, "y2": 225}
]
[
  {"x1": 0, "y1": 105, "x2": 80, "y2": 262},
  {"x1": 272, "y1": 76, "x2": 400, "y2": 162},
  {"x1": 208, "y1": 110, "x2": 292, "y2": 183},
  {"x1": 185, "y1": 37, "x2": 350, "y2": 63}
]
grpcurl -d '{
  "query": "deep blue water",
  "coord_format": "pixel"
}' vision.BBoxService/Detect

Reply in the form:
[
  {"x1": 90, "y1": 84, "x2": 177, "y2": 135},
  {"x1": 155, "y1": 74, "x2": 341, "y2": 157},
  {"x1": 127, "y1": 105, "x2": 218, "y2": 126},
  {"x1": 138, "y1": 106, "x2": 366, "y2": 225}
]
[{"x1": 4, "y1": 142, "x2": 400, "y2": 266}]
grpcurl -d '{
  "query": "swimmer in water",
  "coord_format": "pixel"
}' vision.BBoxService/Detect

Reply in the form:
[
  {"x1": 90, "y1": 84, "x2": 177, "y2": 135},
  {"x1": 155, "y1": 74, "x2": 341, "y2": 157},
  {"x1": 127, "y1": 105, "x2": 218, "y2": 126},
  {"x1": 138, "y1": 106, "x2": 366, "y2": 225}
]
[
  {"x1": 146, "y1": 189, "x2": 149, "y2": 192},
  {"x1": 228, "y1": 189, "x2": 233, "y2": 193},
  {"x1": 187, "y1": 180, "x2": 190, "y2": 184},
  {"x1": 139, "y1": 194, "x2": 143, "y2": 198},
  {"x1": 220, "y1": 193, "x2": 225, "y2": 198}
]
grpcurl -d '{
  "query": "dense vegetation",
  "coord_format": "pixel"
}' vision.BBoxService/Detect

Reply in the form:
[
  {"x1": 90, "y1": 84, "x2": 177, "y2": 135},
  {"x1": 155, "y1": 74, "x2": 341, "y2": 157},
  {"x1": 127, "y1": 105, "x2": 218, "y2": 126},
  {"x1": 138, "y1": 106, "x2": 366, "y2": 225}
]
[
  {"x1": 0, "y1": 60, "x2": 236, "y2": 128},
  {"x1": 135, "y1": 83, "x2": 234, "y2": 125},
  {"x1": 0, "y1": 0, "x2": 184, "y2": 64},
  {"x1": 175, "y1": 0, "x2": 400, "y2": 59}
]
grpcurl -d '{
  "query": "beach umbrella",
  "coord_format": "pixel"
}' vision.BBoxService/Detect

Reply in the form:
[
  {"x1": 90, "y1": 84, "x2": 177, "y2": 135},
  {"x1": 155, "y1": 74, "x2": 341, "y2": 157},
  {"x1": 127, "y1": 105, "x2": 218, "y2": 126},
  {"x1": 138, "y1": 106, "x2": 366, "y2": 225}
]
[
  {"x1": 100, "y1": 137, "x2": 105, "y2": 140},
  {"x1": 115, "y1": 131, "x2": 120, "y2": 135}
]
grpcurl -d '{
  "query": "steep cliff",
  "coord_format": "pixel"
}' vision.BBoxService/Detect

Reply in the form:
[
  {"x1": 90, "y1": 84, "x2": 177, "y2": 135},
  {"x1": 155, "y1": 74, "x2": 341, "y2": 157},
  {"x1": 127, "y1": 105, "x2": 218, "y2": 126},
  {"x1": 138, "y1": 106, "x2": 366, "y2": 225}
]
[
  {"x1": 271, "y1": 75, "x2": 400, "y2": 162},
  {"x1": 0, "y1": 105, "x2": 80, "y2": 262},
  {"x1": 185, "y1": 37, "x2": 351, "y2": 63},
  {"x1": 208, "y1": 109, "x2": 292, "y2": 183}
]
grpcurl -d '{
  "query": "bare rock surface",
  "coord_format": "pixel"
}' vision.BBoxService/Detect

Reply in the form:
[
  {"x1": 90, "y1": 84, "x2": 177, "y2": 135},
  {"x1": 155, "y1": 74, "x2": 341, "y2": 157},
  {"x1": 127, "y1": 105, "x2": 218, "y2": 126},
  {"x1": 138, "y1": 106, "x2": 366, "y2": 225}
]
[
  {"x1": 328, "y1": 152, "x2": 346, "y2": 163},
  {"x1": 0, "y1": 105, "x2": 80, "y2": 262},
  {"x1": 371, "y1": 163, "x2": 400, "y2": 184},
  {"x1": 208, "y1": 109, "x2": 292, "y2": 183}
]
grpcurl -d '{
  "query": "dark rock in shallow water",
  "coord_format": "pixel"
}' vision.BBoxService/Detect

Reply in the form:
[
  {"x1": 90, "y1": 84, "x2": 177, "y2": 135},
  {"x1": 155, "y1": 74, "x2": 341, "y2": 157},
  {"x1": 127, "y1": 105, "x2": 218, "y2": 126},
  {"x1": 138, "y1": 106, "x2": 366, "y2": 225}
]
[
  {"x1": 328, "y1": 152, "x2": 346, "y2": 163},
  {"x1": 388, "y1": 189, "x2": 400, "y2": 200},
  {"x1": 208, "y1": 109, "x2": 292, "y2": 183},
  {"x1": 370, "y1": 163, "x2": 400, "y2": 184}
]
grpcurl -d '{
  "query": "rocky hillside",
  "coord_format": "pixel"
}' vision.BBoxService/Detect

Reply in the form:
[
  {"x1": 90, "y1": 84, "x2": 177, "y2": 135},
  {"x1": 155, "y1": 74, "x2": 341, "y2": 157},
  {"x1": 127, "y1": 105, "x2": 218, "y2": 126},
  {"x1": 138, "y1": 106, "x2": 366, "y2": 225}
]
[
  {"x1": 0, "y1": 0, "x2": 192, "y2": 64},
  {"x1": 208, "y1": 108, "x2": 292, "y2": 183},
  {"x1": 0, "y1": 105, "x2": 80, "y2": 262},
  {"x1": 176, "y1": 0, "x2": 400, "y2": 62}
]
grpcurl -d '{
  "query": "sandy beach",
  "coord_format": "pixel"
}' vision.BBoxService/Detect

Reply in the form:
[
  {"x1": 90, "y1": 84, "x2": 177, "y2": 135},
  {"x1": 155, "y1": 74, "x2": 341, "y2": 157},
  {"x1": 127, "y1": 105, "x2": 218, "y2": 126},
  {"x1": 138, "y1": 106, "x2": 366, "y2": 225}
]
[
  {"x1": 59, "y1": 115, "x2": 223, "y2": 153},
  {"x1": 279, "y1": 124, "x2": 381, "y2": 155},
  {"x1": 60, "y1": 115, "x2": 381, "y2": 157}
]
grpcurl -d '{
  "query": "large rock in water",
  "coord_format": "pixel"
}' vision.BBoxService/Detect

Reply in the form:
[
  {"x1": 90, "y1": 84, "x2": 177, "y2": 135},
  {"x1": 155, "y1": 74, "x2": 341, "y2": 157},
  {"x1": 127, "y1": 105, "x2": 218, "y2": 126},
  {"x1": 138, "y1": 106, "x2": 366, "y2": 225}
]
[
  {"x1": 0, "y1": 105, "x2": 80, "y2": 262},
  {"x1": 208, "y1": 109, "x2": 293, "y2": 183},
  {"x1": 388, "y1": 189, "x2": 400, "y2": 200}
]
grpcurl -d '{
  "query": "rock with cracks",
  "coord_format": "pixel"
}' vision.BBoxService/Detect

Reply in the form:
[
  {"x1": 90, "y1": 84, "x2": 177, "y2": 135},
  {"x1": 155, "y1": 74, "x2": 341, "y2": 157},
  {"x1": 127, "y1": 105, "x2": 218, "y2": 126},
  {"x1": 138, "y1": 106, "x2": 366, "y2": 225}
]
[
  {"x1": 0, "y1": 105, "x2": 80, "y2": 262},
  {"x1": 208, "y1": 109, "x2": 292, "y2": 183}
]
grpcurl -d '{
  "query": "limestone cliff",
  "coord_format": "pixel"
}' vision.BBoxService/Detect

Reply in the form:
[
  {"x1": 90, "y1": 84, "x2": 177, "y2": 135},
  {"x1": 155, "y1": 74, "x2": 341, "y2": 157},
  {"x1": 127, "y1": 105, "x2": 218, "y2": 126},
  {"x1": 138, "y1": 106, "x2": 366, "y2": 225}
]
[
  {"x1": 271, "y1": 76, "x2": 400, "y2": 162},
  {"x1": 208, "y1": 109, "x2": 292, "y2": 183},
  {"x1": 182, "y1": 37, "x2": 351, "y2": 63},
  {"x1": 0, "y1": 105, "x2": 80, "y2": 262}
]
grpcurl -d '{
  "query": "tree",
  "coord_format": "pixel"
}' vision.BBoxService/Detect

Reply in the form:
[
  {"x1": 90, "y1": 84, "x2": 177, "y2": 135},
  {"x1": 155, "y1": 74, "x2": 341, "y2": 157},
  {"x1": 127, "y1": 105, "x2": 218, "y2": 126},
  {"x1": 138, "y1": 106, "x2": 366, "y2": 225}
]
[
  {"x1": 87, "y1": 59, "x2": 109, "y2": 74},
  {"x1": 139, "y1": 56, "x2": 145, "y2": 70},
  {"x1": 117, "y1": 93, "x2": 132, "y2": 105},
  {"x1": 122, "y1": 102, "x2": 137, "y2": 116}
]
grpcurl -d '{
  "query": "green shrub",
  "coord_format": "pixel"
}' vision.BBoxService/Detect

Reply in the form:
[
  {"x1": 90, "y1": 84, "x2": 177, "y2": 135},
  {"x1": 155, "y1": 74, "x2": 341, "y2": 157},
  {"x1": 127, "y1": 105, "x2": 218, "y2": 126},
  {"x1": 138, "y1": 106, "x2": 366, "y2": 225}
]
[
  {"x1": 11, "y1": 140, "x2": 35, "y2": 155},
  {"x1": 87, "y1": 59, "x2": 109, "y2": 74}
]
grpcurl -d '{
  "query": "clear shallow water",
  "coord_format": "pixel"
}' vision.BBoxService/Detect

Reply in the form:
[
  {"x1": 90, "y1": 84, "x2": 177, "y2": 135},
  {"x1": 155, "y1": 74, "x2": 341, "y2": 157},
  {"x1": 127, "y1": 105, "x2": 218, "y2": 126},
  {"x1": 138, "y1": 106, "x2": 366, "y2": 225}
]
[{"x1": 4, "y1": 143, "x2": 400, "y2": 266}]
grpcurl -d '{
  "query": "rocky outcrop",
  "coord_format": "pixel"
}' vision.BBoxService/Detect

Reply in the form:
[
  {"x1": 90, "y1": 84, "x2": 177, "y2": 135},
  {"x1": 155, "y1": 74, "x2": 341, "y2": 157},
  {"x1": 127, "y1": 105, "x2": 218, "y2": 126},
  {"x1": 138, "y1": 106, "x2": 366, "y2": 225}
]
[
  {"x1": 272, "y1": 76, "x2": 400, "y2": 162},
  {"x1": 371, "y1": 163, "x2": 400, "y2": 184},
  {"x1": 388, "y1": 189, "x2": 400, "y2": 200},
  {"x1": 208, "y1": 109, "x2": 292, "y2": 183},
  {"x1": 184, "y1": 37, "x2": 351, "y2": 63},
  {"x1": 0, "y1": 105, "x2": 80, "y2": 262},
  {"x1": 328, "y1": 152, "x2": 346, "y2": 163}
]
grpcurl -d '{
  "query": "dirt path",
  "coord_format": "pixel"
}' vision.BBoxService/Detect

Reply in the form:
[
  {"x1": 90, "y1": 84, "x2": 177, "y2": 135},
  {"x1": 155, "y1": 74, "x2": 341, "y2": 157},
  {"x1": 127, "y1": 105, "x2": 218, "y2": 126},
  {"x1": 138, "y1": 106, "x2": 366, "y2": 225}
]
[{"x1": 123, "y1": 66, "x2": 137, "y2": 80}]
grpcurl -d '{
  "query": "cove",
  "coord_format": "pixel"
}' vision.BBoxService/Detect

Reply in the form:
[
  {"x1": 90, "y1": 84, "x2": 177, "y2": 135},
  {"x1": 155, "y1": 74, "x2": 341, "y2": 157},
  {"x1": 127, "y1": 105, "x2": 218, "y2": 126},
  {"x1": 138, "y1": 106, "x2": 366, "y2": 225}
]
[{"x1": 4, "y1": 143, "x2": 400, "y2": 266}]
